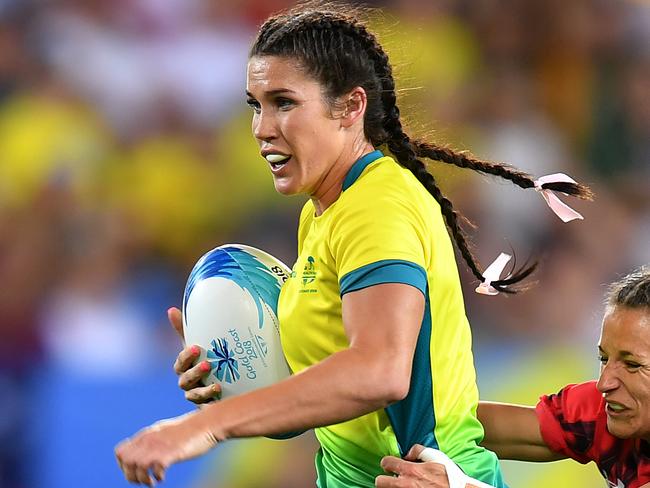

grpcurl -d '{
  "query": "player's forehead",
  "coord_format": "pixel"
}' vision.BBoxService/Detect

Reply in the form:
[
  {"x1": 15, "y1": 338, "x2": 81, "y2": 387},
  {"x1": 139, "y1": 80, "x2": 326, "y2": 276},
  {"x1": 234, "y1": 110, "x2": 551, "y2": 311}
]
[
  {"x1": 600, "y1": 307, "x2": 650, "y2": 358},
  {"x1": 246, "y1": 55, "x2": 317, "y2": 94}
]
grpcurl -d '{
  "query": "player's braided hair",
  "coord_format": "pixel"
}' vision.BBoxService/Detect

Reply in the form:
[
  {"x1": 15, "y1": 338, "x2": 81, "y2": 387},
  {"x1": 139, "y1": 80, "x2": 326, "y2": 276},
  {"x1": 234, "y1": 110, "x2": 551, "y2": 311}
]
[
  {"x1": 251, "y1": 3, "x2": 593, "y2": 293},
  {"x1": 607, "y1": 267, "x2": 650, "y2": 309}
]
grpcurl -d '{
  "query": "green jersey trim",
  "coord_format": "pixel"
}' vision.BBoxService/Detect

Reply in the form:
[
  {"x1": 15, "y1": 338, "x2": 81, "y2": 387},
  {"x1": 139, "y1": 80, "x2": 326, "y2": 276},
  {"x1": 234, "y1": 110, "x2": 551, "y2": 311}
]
[
  {"x1": 342, "y1": 149, "x2": 384, "y2": 191},
  {"x1": 339, "y1": 260, "x2": 427, "y2": 296},
  {"x1": 385, "y1": 288, "x2": 437, "y2": 455}
]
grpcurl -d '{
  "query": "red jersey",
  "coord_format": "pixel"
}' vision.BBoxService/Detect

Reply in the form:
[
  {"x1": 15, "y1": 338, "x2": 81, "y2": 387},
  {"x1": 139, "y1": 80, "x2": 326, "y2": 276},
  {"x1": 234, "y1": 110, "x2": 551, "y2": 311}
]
[{"x1": 536, "y1": 381, "x2": 650, "y2": 488}]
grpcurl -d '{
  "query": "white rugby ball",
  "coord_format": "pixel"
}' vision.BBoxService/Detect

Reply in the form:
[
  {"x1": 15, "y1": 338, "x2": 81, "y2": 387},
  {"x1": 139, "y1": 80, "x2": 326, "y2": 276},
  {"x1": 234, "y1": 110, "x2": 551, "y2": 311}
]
[{"x1": 182, "y1": 244, "x2": 292, "y2": 399}]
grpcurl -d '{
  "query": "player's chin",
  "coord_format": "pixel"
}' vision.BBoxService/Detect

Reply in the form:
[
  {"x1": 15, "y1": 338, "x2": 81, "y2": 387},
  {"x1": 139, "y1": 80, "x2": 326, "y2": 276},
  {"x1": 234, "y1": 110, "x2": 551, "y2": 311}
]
[
  {"x1": 606, "y1": 417, "x2": 639, "y2": 439},
  {"x1": 272, "y1": 177, "x2": 301, "y2": 196}
]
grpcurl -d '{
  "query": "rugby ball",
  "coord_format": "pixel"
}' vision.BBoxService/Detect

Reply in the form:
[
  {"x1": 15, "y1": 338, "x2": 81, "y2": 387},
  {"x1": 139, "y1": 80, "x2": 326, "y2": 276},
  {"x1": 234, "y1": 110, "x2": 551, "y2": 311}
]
[{"x1": 182, "y1": 244, "x2": 292, "y2": 398}]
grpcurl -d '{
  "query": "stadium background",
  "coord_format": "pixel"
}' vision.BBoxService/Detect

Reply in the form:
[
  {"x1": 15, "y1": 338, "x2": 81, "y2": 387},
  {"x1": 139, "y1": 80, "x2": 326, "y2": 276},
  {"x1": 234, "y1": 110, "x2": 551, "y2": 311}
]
[{"x1": 0, "y1": 0, "x2": 648, "y2": 486}]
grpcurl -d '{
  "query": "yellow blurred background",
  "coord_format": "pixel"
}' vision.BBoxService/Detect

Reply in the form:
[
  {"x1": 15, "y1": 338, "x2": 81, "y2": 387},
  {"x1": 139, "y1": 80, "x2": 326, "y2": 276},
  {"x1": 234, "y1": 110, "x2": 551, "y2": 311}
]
[{"x1": 0, "y1": 0, "x2": 648, "y2": 486}]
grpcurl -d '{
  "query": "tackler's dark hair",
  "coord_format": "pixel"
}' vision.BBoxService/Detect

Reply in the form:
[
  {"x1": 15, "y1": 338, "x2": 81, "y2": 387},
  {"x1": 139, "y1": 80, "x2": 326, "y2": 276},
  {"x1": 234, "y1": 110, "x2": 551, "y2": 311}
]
[{"x1": 606, "y1": 267, "x2": 650, "y2": 309}]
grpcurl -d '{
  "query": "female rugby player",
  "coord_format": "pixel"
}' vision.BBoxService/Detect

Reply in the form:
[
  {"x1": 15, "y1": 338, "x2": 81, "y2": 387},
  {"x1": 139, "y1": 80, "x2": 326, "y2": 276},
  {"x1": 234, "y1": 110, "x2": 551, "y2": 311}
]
[{"x1": 115, "y1": 4, "x2": 591, "y2": 486}]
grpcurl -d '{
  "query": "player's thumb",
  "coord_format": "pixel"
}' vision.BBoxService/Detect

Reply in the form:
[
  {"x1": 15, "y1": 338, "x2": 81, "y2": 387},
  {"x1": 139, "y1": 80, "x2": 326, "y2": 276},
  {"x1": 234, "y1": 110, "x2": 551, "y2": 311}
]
[{"x1": 168, "y1": 307, "x2": 185, "y2": 342}]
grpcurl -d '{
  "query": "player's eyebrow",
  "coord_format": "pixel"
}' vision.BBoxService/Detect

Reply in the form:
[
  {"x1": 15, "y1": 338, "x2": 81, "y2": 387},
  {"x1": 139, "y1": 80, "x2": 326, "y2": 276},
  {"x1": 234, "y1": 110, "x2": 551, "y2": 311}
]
[
  {"x1": 246, "y1": 88, "x2": 297, "y2": 97},
  {"x1": 599, "y1": 345, "x2": 644, "y2": 359},
  {"x1": 620, "y1": 350, "x2": 645, "y2": 359}
]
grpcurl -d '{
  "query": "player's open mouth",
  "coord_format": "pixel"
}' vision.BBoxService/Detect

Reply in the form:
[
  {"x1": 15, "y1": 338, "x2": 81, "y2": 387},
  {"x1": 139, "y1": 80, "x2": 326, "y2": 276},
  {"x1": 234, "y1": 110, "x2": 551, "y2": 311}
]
[
  {"x1": 606, "y1": 402, "x2": 628, "y2": 415},
  {"x1": 265, "y1": 153, "x2": 291, "y2": 172}
]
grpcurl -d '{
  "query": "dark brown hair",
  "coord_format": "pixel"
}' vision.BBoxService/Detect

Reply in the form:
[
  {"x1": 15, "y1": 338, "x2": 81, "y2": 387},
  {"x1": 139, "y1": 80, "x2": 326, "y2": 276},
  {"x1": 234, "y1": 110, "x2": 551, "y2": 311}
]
[{"x1": 250, "y1": 2, "x2": 593, "y2": 293}]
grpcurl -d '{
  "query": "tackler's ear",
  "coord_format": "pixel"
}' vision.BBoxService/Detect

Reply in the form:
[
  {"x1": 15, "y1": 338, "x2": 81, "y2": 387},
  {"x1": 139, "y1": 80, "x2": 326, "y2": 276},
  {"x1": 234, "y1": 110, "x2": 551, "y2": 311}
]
[{"x1": 339, "y1": 86, "x2": 367, "y2": 128}]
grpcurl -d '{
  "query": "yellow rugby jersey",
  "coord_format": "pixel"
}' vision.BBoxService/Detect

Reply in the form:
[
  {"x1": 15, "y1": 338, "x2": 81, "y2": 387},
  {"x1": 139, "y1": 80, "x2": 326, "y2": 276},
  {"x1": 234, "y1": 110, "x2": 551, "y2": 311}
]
[{"x1": 278, "y1": 151, "x2": 506, "y2": 488}]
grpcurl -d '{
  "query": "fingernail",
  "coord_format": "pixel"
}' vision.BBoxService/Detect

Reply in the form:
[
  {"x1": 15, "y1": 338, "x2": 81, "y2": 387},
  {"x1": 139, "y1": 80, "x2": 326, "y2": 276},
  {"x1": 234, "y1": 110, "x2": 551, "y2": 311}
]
[
  {"x1": 200, "y1": 361, "x2": 211, "y2": 372},
  {"x1": 190, "y1": 345, "x2": 200, "y2": 356}
]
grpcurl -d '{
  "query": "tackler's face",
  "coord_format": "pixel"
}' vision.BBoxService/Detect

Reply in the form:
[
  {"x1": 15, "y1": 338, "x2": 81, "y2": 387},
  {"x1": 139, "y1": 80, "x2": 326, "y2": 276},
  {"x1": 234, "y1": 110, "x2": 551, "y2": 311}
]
[
  {"x1": 596, "y1": 306, "x2": 650, "y2": 441},
  {"x1": 246, "y1": 55, "x2": 347, "y2": 197}
]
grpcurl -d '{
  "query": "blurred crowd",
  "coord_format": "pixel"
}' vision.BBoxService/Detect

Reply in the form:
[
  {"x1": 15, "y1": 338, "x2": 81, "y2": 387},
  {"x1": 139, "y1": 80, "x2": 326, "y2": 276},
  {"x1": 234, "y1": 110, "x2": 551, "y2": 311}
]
[{"x1": 0, "y1": 0, "x2": 647, "y2": 487}]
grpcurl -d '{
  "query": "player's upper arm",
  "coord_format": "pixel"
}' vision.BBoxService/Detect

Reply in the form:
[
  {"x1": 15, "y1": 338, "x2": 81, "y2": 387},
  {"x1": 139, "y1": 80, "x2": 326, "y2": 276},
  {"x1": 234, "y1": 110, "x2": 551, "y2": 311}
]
[
  {"x1": 341, "y1": 282, "x2": 425, "y2": 402},
  {"x1": 478, "y1": 401, "x2": 566, "y2": 461},
  {"x1": 331, "y1": 173, "x2": 429, "y2": 403}
]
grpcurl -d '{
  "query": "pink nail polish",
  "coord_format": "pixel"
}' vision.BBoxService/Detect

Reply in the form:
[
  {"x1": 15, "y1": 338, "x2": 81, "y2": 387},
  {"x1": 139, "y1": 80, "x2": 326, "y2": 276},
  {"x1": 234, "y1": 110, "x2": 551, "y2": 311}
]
[
  {"x1": 190, "y1": 345, "x2": 200, "y2": 356},
  {"x1": 200, "y1": 361, "x2": 211, "y2": 373}
]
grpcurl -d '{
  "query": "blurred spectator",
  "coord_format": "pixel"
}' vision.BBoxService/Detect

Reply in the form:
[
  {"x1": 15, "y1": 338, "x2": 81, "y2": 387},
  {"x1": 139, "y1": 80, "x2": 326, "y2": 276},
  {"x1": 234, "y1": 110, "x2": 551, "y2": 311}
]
[
  {"x1": 38, "y1": 206, "x2": 168, "y2": 377},
  {"x1": 0, "y1": 5, "x2": 36, "y2": 102},
  {"x1": 0, "y1": 79, "x2": 111, "y2": 208},
  {"x1": 33, "y1": 0, "x2": 253, "y2": 137}
]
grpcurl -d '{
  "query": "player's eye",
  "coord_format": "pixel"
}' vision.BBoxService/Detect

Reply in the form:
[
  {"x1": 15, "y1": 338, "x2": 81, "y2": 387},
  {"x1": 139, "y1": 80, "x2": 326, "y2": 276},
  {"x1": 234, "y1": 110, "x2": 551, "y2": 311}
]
[
  {"x1": 625, "y1": 361, "x2": 642, "y2": 370},
  {"x1": 598, "y1": 355, "x2": 608, "y2": 364},
  {"x1": 276, "y1": 97, "x2": 295, "y2": 110},
  {"x1": 246, "y1": 98, "x2": 261, "y2": 113}
]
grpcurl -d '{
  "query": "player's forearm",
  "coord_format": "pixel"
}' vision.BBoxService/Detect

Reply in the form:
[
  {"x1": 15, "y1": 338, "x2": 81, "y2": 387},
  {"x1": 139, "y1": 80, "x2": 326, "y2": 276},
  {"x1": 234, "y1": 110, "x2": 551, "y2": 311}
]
[
  {"x1": 189, "y1": 347, "x2": 410, "y2": 441},
  {"x1": 480, "y1": 440, "x2": 564, "y2": 461},
  {"x1": 477, "y1": 402, "x2": 564, "y2": 461}
]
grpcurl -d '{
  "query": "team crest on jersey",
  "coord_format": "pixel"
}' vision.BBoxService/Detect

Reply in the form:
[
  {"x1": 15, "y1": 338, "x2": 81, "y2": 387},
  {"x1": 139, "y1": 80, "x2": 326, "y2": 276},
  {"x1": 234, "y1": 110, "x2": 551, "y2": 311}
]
[
  {"x1": 293, "y1": 255, "x2": 318, "y2": 294},
  {"x1": 302, "y1": 256, "x2": 317, "y2": 285}
]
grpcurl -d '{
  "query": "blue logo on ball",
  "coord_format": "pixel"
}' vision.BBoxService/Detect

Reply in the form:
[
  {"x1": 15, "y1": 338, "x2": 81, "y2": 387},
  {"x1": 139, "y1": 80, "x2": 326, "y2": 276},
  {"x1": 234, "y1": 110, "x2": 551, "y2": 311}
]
[{"x1": 207, "y1": 338, "x2": 240, "y2": 384}]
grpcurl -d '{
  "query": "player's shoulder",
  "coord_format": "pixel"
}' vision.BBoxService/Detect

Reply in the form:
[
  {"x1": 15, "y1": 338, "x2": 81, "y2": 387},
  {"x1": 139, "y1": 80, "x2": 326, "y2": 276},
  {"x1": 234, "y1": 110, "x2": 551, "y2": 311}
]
[
  {"x1": 543, "y1": 380, "x2": 603, "y2": 422},
  {"x1": 338, "y1": 155, "x2": 426, "y2": 215},
  {"x1": 351, "y1": 155, "x2": 418, "y2": 192},
  {"x1": 559, "y1": 381, "x2": 601, "y2": 402}
]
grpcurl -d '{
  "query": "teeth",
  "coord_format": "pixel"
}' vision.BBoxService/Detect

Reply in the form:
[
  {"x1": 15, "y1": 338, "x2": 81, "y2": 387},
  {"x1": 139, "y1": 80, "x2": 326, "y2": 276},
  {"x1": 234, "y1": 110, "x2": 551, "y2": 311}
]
[
  {"x1": 265, "y1": 154, "x2": 290, "y2": 164},
  {"x1": 608, "y1": 403, "x2": 625, "y2": 412}
]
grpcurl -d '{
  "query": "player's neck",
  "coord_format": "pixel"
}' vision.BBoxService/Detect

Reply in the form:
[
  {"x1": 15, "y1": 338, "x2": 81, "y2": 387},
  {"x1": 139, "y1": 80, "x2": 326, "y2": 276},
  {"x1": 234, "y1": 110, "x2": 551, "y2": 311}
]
[{"x1": 311, "y1": 141, "x2": 375, "y2": 215}]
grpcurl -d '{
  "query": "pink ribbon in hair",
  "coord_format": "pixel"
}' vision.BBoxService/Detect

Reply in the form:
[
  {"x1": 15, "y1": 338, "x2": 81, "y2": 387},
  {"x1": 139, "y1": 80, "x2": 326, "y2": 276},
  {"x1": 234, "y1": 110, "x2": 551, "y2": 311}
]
[
  {"x1": 534, "y1": 173, "x2": 583, "y2": 223},
  {"x1": 475, "y1": 253, "x2": 512, "y2": 296}
]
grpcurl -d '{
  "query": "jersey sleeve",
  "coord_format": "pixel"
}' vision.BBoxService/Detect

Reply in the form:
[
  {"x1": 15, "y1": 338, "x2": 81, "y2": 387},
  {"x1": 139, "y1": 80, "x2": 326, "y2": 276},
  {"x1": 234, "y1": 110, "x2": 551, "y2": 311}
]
[
  {"x1": 535, "y1": 381, "x2": 602, "y2": 464},
  {"x1": 329, "y1": 190, "x2": 428, "y2": 297}
]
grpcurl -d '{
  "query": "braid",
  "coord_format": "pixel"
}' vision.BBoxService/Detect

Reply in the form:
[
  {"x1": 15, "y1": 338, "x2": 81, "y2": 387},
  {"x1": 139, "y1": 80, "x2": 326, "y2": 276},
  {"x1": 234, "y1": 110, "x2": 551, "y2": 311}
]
[
  {"x1": 413, "y1": 141, "x2": 594, "y2": 199},
  {"x1": 403, "y1": 153, "x2": 487, "y2": 284},
  {"x1": 250, "y1": 3, "x2": 592, "y2": 293},
  {"x1": 383, "y1": 113, "x2": 537, "y2": 292},
  {"x1": 417, "y1": 143, "x2": 535, "y2": 188}
]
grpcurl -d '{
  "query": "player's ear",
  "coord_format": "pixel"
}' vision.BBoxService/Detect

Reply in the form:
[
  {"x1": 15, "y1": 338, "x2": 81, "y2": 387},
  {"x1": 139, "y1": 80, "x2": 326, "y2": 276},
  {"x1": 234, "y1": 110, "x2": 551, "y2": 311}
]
[{"x1": 339, "y1": 86, "x2": 367, "y2": 128}]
